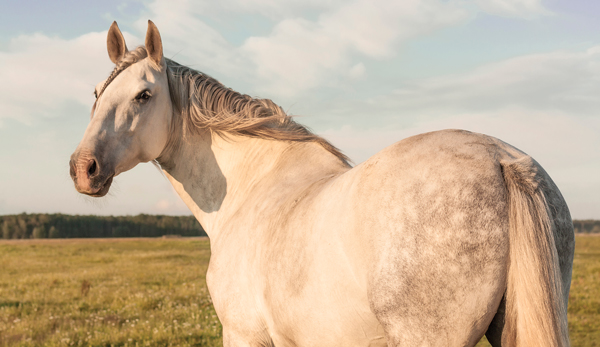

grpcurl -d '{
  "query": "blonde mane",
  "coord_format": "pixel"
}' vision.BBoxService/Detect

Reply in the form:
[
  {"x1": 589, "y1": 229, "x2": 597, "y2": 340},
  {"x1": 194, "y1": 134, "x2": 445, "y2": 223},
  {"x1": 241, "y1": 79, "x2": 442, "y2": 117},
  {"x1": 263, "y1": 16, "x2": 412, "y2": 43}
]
[{"x1": 99, "y1": 47, "x2": 350, "y2": 165}]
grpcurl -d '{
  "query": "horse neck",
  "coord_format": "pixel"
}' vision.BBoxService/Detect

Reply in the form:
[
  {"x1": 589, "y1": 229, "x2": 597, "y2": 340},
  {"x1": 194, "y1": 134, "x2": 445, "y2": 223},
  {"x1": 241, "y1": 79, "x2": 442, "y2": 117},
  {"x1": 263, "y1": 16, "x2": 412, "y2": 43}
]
[{"x1": 158, "y1": 130, "x2": 349, "y2": 239}]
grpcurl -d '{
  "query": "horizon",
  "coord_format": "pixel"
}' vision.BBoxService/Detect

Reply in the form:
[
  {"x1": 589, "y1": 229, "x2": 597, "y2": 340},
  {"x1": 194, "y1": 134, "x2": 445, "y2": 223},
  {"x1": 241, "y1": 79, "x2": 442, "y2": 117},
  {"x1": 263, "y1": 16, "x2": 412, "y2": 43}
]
[
  {"x1": 2, "y1": 211, "x2": 600, "y2": 222},
  {"x1": 1, "y1": 0, "x2": 599, "y2": 219}
]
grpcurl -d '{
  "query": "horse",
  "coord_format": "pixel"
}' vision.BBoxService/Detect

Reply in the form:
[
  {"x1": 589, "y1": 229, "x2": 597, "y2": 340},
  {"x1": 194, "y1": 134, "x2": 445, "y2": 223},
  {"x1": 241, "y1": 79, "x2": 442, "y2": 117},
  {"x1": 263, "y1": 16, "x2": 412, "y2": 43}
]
[{"x1": 70, "y1": 20, "x2": 574, "y2": 347}]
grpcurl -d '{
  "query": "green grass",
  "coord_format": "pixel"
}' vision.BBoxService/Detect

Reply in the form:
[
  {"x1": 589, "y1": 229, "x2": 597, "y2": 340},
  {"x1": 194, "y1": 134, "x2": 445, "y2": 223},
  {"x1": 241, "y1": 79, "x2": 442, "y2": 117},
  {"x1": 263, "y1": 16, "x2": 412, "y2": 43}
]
[
  {"x1": 0, "y1": 235, "x2": 598, "y2": 347},
  {"x1": 0, "y1": 238, "x2": 221, "y2": 347},
  {"x1": 567, "y1": 235, "x2": 600, "y2": 347}
]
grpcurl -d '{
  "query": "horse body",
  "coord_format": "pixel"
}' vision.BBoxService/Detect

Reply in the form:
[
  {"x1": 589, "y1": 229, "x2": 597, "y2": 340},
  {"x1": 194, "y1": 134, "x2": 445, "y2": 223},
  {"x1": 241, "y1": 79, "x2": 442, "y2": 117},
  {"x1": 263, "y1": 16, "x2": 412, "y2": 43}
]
[
  {"x1": 161, "y1": 127, "x2": 572, "y2": 347},
  {"x1": 70, "y1": 21, "x2": 574, "y2": 347}
]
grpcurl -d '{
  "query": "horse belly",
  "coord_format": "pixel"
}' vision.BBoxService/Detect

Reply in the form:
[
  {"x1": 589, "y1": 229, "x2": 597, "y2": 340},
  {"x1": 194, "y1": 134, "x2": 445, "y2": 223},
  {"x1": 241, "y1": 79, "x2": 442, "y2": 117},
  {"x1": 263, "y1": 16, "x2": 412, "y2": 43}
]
[
  {"x1": 265, "y1": 264, "x2": 388, "y2": 347},
  {"x1": 208, "y1": 199, "x2": 386, "y2": 347},
  {"x1": 259, "y1": 196, "x2": 388, "y2": 347}
]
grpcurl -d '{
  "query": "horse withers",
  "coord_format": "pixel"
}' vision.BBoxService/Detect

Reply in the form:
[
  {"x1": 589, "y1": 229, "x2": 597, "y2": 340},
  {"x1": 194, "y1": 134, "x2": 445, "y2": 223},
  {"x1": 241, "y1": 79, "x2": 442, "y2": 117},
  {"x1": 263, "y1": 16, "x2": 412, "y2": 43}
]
[{"x1": 70, "y1": 20, "x2": 574, "y2": 347}]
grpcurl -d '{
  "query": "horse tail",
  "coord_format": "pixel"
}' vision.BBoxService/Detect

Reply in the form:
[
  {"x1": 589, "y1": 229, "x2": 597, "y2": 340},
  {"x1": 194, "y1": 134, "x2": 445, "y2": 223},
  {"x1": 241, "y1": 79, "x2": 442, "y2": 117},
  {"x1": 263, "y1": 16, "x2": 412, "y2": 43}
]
[{"x1": 500, "y1": 156, "x2": 569, "y2": 347}]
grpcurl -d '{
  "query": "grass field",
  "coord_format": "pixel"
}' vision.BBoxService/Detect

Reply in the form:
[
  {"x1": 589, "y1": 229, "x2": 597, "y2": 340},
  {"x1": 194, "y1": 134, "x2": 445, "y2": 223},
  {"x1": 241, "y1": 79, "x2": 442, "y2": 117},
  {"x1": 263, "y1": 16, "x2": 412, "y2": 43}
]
[{"x1": 0, "y1": 235, "x2": 598, "y2": 347}]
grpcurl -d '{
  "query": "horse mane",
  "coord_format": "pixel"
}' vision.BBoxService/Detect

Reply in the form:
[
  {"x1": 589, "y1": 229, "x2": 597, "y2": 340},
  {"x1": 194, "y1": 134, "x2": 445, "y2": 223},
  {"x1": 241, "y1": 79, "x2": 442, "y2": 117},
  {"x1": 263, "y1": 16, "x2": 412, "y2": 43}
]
[{"x1": 98, "y1": 47, "x2": 350, "y2": 165}]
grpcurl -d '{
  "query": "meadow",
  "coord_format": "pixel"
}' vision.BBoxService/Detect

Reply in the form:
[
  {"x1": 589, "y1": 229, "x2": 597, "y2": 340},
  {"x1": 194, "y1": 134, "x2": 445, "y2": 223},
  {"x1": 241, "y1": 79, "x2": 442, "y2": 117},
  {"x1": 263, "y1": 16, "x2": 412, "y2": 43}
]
[{"x1": 0, "y1": 236, "x2": 598, "y2": 347}]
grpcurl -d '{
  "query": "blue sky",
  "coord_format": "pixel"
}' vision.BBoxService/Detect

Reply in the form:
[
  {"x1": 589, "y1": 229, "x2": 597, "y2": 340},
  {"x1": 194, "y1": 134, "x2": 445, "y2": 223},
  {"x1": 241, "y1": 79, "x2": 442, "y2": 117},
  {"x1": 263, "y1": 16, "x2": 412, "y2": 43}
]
[{"x1": 0, "y1": 0, "x2": 599, "y2": 218}]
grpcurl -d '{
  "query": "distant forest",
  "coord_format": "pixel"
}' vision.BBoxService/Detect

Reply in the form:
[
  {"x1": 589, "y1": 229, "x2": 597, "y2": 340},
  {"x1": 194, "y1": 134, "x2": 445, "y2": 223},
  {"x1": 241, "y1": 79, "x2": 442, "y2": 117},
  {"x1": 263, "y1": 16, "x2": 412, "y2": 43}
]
[
  {"x1": 0, "y1": 213, "x2": 597, "y2": 239},
  {"x1": 573, "y1": 220, "x2": 600, "y2": 234},
  {"x1": 0, "y1": 214, "x2": 206, "y2": 239}
]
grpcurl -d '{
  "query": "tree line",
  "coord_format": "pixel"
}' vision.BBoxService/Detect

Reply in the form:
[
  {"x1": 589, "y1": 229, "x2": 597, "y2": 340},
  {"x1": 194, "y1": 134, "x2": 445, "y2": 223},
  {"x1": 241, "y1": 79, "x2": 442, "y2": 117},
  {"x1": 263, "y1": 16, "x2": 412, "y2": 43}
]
[
  {"x1": 573, "y1": 220, "x2": 600, "y2": 234},
  {"x1": 0, "y1": 213, "x2": 206, "y2": 239},
  {"x1": 0, "y1": 213, "x2": 597, "y2": 239}
]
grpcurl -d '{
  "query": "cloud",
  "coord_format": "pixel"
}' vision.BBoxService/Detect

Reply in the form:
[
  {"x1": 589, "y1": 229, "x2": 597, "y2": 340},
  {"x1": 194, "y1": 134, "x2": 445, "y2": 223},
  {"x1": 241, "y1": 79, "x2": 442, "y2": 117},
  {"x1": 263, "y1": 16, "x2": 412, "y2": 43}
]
[
  {"x1": 475, "y1": 0, "x2": 551, "y2": 18},
  {"x1": 0, "y1": 0, "x2": 558, "y2": 127},
  {"x1": 132, "y1": 1, "x2": 244, "y2": 77},
  {"x1": 0, "y1": 0, "x2": 552, "y2": 124},
  {"x1": 195, "y1": 0, "x2": 345, "y2": 19},
  {"x1": 240, "y1": 0, "x2": 468, "y2": 96},
  {"x1": 358, "y1": 46, "x2": 600, "y2": 123},
  {"x1": 152, "y1": 197, "x2": 189, "y2": 215},
  {"x1": 0, "y1": 31, "x2": 135, "y2": 124},
  {"x1": 133, "y1": 0, "x2": 549, "y2": 98},
  {"x1": 348, "y1": 62, "x2": 366, "y2": 80},
  {"x1": 133, "y1": 0, "x2": 468, "y2": 97}
]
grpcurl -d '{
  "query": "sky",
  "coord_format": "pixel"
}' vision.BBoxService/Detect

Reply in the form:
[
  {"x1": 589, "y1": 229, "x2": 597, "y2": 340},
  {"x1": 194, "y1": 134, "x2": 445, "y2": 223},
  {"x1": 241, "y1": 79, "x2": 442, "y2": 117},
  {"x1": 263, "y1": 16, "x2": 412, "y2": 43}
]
[{"x1": 0, "y1": 0, "x2": 598, "y2": 219}]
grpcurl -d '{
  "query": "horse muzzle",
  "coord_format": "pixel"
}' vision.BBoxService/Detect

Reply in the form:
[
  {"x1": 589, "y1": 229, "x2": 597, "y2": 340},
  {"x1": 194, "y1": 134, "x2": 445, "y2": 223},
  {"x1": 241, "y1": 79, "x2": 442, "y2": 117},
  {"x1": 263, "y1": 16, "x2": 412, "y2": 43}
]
[{"x1": 69, "y1": 152, "x2": 114, "y2": 197}]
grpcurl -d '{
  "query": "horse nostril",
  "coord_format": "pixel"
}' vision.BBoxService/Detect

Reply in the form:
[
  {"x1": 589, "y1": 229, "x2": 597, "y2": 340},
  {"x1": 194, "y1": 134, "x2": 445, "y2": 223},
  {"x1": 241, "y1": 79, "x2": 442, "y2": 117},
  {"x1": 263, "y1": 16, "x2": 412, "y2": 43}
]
[{"x1": 88, "y1": 159, "x2": 98, "y2": 177}]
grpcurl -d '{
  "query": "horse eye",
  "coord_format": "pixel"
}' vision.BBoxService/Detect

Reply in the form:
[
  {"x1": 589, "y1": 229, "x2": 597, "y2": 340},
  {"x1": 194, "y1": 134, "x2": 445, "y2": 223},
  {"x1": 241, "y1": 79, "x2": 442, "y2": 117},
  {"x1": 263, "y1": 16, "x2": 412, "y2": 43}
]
[
  {"x1": 93, "y1": 90, "x2": 98, "y2": 99},
  {"x1": 135, "y1": 90, "x2": 151, "y2": 101}
]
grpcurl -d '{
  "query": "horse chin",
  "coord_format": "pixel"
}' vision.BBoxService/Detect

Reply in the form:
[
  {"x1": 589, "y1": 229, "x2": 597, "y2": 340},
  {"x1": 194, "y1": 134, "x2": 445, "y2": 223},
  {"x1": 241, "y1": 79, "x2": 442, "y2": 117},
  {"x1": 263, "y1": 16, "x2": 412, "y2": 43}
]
[{"x1": 88, "y1": 176, "x2": 114, "y2": 197}]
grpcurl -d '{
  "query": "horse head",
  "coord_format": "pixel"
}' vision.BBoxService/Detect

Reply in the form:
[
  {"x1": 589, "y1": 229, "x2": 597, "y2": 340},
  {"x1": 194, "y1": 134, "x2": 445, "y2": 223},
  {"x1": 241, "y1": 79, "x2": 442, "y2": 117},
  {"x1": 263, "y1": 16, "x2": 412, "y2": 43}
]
[{"x1": 70, "y1": 21, "x2": 172, "y2": 197}]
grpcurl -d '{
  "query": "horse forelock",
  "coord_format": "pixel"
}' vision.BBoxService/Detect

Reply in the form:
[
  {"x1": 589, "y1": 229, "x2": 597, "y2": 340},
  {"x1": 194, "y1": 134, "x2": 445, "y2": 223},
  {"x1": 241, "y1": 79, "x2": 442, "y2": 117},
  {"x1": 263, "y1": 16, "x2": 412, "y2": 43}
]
[{"x1": 97, "y1": 47, "x2": 150, "y2": 100}]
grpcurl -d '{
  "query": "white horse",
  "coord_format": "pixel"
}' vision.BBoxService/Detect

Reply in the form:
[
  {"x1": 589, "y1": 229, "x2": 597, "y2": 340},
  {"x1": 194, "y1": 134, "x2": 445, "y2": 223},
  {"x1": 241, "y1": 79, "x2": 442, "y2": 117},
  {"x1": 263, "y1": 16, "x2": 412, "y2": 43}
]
[{"x1": 70, "y1": 21, "x2": 574, "y2": 347}]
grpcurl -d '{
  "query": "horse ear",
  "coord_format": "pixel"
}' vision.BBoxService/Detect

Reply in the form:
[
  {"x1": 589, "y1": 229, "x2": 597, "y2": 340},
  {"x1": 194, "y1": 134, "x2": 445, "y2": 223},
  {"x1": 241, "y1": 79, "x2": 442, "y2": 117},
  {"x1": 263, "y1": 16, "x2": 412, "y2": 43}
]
[
  {"x1": 107, "y1": 21, "x2": 128, "y2": 64},
  {"x1": 145, "y1": 20, "x2": 163, "y2": 66}
]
